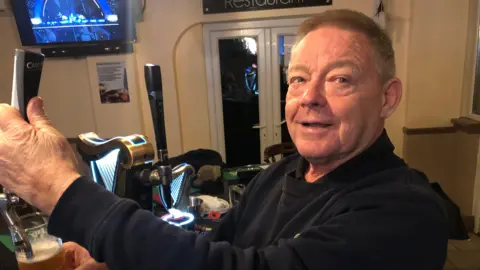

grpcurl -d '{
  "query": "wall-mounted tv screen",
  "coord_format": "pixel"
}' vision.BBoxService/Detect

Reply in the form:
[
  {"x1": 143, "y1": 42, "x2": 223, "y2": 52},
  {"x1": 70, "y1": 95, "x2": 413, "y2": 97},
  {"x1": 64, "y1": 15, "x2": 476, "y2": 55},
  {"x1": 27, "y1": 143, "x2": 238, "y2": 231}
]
[{"x1": 11, "y1": 0, "x2": 135, "y2": 46}]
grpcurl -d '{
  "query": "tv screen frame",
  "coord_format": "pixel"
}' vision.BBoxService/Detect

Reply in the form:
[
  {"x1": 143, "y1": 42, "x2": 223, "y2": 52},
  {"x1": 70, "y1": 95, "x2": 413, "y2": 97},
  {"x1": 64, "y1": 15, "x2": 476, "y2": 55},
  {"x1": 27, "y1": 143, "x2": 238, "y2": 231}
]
[{"x1": 11, "y1": 0, "x2": 137, "y2": 47}]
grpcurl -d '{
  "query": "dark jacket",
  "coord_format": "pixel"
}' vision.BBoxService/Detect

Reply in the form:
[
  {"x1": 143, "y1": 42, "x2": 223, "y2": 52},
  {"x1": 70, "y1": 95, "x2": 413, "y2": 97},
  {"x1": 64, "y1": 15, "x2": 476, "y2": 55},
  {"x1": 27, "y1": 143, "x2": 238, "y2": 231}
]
[{"x1": 48, "y1": 131, "x2": 448, "y2": 270}]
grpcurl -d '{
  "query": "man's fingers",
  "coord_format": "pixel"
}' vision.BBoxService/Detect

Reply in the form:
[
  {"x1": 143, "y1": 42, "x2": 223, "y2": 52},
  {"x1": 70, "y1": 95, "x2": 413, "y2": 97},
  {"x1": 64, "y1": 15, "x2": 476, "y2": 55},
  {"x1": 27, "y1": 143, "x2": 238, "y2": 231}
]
[
  {"x1": 63, "y1": 242, "x2": 92, "y2": 266},
  {"x1": 27, "y1": 97, "x2": 53, "y2": 130},
  {"x1": 0, "y1": 103, "x2": 28, "y2": 132},
  {"x1": 76, "y1": 259, "x2": 108, "y2": 270},
  {"x1": 63, "y1": 249, "x2": 76, "y2": 269},
  {"x1": 63, "y1": 242, "x2": 81, "y2": 252}
]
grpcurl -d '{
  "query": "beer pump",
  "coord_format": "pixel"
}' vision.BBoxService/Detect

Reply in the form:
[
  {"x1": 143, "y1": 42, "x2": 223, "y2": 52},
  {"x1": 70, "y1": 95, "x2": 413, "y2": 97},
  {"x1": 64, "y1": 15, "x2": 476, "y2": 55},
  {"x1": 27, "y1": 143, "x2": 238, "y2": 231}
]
[
  {"x1": 142, "y1": 64, "x2": 197, "y2": 224},
  {"x1": 0, "y1": 49, "x2": 45, "y2": 258},
  {"x1": 122, "y1": 63, "x2": 196, "y2": 212},
  {"x1": 76, "y1": 132, "x2": 156, "y2": 210},
  {"x1": 141, "y1": 63, "x2": 173, "y2": 210},
  {"x1": 75, "y1": 64, "x2": 195, "y2": 215}
]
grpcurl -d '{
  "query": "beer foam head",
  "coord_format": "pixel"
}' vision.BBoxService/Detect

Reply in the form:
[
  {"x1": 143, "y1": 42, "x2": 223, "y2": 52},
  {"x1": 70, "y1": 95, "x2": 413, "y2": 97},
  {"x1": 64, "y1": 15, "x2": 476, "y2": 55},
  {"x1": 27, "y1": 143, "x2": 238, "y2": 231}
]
[{"x1": 16, "y1": 239, "x2": 61, "y2": 264}]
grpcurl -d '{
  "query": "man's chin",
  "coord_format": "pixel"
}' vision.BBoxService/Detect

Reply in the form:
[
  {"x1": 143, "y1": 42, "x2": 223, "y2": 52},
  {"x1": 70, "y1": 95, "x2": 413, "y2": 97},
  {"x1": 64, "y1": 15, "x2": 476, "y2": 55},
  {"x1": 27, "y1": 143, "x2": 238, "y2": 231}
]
[{"x1": 297, "y1": 148, "x2": 337, "y2": 164}]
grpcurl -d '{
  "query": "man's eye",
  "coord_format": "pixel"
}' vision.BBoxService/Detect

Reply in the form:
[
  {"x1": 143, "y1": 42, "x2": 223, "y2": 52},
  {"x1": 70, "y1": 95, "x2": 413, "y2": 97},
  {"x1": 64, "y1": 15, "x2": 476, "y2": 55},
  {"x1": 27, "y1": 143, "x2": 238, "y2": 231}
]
[
  {"x1": 290, "y1": 77, "x2": 305, "y2": 84},
  {"x1": 335, "y1": 77, "x2": 349, "y2": 84}
]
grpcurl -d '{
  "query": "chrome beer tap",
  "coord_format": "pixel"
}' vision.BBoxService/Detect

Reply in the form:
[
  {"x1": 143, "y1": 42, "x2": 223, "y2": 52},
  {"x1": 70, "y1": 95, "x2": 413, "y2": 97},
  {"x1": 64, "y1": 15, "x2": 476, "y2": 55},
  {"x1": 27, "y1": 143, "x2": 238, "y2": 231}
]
[
  {"x1": 134, "y1": 149, "x2": 173, "y2": 210},
  {"x1": 155, "y1": 150, "x2": 173, "y2": 209},
  {"x1": 0, "y1": 190, "x2": 33, "y2": 258},
  {"x1": 135, "y1": 159, "x2": 195, "y2": 211}
]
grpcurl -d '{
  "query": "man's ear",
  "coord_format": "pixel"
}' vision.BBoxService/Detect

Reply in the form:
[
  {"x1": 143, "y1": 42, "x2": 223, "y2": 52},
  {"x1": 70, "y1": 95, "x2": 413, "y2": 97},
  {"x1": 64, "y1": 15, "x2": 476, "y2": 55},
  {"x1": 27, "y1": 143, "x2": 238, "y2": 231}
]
[{"x1": 380, "y1": 77, "x2": 403, "y2": 119}]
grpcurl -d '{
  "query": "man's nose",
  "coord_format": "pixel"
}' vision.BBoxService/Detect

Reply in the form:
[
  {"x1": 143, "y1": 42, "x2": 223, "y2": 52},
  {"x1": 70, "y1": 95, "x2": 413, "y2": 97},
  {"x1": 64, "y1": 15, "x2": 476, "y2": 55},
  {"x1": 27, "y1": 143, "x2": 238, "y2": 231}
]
[{"x1": 300, "y1": 83, "x2": 327, "y2": 108}]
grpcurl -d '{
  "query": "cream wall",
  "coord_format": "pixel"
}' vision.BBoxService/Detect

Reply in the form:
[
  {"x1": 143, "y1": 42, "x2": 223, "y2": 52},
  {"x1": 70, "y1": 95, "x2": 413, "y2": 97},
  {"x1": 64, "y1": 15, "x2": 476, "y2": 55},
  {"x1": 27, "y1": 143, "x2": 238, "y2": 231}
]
[
  {"x1": 0, "y1": 16, "x2": 19, "y2": 103},
  {"x1": 0, "y1": 20, "x2": 143, "y2": 139},
  {"x1": 171, "y1": 0, "x2": 413, "y2": 156},
  {"x1": 401, "y1": 0, "x2": 480, "y2": 216},
  {"x1": 405, "y1": 0, "x2": 469, "y2": 128},
  {"x1": 0, "y1": 16, "x2": 96, "y2": 138},
  {"x1": 136, "y1": 0, "x2": 383, "y2": 158},
  {"x1": 379, "y1": 0, "x2": 410, "y2": 156},
  {"x1": 0, "y1": 0, "x2": 471, "y2": 159},
  {"x1": 85, "y1": 54, "x2": 144, "y2": 138},
  {"x1": 0, "y1": 0, "x2": 382, "y2": 157},
  {"x1": 144, "y1": 0, "x2": 474, "y2": 157},
  {"x1": 0, "y1": 0, "x2": 477, "y2": 214}
]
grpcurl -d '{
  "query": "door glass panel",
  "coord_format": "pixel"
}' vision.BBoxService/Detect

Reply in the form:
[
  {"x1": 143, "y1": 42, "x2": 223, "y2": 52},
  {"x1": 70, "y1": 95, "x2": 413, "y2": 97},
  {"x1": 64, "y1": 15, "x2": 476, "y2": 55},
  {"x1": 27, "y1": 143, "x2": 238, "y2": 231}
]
[
  {"x1": 219, "y1": 37, "x2": 260, "y2": 166},
  {"x1": 278, "y1": 35, "x2": 294, "y2": 144}
]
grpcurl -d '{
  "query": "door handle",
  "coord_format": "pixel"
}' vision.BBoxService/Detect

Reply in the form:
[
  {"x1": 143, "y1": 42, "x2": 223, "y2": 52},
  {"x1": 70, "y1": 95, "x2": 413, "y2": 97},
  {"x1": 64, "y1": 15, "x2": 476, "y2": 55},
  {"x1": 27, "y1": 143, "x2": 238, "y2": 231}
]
[
  {"x1": 252, "y1": 124, "x2": 266, "y2": 129},
  {"x1": 275, "y1": 120, "x2": 286, "y2": 127}
]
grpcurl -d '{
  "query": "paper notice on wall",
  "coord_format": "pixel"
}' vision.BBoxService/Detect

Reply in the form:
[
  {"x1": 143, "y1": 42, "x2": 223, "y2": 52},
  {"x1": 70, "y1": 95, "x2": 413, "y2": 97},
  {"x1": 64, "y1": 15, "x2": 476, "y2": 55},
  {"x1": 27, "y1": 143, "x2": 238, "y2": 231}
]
[{"x1": 96, "y1": 61, "x2": 130, "y2": 104}]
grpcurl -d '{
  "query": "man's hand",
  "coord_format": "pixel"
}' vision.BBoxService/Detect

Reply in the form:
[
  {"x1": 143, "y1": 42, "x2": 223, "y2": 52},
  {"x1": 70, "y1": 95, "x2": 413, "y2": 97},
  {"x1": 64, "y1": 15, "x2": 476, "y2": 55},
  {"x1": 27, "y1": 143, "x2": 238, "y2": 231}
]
[
  {"x1": 64, "y1": 242, "x2": 108, "y2": 270},
  {"x1": 0, "y1": 97, "x2": 80, "y2": 214}
]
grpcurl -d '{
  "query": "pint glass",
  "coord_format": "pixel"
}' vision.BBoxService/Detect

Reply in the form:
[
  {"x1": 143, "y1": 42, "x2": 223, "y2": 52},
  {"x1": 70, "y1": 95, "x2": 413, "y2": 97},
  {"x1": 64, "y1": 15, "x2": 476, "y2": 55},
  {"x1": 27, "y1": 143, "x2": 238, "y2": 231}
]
[{"x1": 12, "y1": 212, "x2": 67, "y2": 270}]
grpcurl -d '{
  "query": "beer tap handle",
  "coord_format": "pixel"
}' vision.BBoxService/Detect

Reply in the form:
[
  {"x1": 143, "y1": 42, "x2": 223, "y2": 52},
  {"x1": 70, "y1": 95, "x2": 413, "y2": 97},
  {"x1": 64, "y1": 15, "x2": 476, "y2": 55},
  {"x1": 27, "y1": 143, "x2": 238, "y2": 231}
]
[
  {"x1": 0, "y1": 49, "x2": 45, "y2": 259},
  {"x1": 144, "y1": 64, "x2": 173, "y2": 210}
]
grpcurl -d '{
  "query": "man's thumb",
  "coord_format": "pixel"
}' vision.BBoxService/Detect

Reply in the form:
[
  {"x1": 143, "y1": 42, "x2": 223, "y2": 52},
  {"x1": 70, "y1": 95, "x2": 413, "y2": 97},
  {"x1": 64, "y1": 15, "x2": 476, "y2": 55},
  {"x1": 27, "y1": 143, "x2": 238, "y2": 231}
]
[{"x1": 27, "y1": 97, "x2": 52, "y2": 129}]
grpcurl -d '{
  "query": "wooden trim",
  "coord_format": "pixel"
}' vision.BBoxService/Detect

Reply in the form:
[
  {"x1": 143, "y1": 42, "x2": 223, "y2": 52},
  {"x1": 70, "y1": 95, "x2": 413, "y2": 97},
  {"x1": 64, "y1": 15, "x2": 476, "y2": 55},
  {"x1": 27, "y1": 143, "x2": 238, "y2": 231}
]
[
  {"x1": 451, "y1": 117, "x2": 480, "y2": 134},
  {"x1": 403, "y1": 117, "x2": 480, "y2": 135},
  {"x1": 402, "y1": 126, "x2": 456, "y2": 135}
]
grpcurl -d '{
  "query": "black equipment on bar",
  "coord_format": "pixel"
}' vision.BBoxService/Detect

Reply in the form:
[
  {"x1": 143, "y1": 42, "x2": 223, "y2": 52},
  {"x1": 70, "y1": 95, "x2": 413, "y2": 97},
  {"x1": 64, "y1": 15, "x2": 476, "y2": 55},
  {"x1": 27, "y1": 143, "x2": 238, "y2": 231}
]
[{"x1": 144, "y1": 64, "x2": 172, "y2": 210}]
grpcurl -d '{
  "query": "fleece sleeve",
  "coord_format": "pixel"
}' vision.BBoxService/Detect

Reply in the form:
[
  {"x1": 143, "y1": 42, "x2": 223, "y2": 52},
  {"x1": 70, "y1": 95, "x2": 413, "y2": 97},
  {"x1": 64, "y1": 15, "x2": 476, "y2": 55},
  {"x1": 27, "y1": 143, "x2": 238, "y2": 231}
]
[{"x1": 48, "y1": 176, "x2": 448, "y2": 270}]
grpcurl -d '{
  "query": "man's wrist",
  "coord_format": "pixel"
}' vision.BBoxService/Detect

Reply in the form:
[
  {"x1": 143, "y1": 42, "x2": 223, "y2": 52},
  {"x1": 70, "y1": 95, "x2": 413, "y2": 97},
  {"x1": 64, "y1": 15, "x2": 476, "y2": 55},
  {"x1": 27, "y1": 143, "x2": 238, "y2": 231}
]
[{"x1": 38, "y1": 171, "x2": 81, "y2": 215}]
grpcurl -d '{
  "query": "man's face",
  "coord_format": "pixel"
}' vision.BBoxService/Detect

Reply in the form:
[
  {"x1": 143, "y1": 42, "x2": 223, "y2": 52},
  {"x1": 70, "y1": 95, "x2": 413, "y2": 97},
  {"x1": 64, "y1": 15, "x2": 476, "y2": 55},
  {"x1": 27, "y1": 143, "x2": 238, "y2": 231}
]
[{"x1": 286, "y1": 26, "x2": 386, "y2": 163}]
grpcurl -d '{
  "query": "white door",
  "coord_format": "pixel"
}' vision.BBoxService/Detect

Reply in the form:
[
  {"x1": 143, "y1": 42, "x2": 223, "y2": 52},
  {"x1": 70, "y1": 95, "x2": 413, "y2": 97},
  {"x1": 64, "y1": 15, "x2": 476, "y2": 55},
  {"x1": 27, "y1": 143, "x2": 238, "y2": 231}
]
[{"x1": 204, "y1": 19, "x2": 307, "y2": 166}]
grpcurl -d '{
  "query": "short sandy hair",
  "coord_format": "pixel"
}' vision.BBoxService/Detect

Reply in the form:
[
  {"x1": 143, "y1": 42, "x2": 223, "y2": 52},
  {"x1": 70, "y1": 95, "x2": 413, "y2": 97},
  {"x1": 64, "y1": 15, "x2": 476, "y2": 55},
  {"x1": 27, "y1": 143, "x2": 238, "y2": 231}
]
[{"x1": 295, "y1": 9, "x2": 395, "y2": 83}]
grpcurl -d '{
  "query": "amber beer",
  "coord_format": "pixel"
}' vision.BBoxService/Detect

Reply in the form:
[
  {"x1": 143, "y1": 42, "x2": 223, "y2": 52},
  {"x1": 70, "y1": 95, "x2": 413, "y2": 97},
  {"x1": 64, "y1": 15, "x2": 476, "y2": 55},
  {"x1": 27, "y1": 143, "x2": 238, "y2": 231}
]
[
  {"x1": 12, "y1": 212, "x2": 68, "y2": 270},
  {"x1": 16, "y1": 239, "x2": 67, "y2": 270}
]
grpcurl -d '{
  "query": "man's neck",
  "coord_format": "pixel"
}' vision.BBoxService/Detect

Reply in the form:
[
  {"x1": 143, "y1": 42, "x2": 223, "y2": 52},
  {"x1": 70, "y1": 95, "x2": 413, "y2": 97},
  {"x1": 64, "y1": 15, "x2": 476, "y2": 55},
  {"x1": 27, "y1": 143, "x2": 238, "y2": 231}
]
[
  {"x1": 304, "y1": 128, "x2": 384, "y2": 183},
  {"x1": 305, "y1": 153, "x2": 358, "y2": 183}
]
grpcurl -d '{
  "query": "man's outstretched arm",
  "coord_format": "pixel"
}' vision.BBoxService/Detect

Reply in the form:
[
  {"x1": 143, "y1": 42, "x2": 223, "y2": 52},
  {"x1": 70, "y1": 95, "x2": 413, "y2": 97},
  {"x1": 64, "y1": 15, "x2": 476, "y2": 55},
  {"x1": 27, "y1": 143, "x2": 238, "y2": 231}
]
[{"x1": 48, "y1": 176, "x2": 448, "y2": 270}]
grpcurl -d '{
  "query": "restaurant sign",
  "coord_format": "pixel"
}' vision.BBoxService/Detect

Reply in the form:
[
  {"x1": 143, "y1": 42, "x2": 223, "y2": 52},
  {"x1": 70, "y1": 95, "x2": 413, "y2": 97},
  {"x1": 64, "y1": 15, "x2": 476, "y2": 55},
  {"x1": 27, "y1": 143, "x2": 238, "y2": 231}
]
[{"x1": 203, "y1": 0, "x2": 332, "y2": 14}]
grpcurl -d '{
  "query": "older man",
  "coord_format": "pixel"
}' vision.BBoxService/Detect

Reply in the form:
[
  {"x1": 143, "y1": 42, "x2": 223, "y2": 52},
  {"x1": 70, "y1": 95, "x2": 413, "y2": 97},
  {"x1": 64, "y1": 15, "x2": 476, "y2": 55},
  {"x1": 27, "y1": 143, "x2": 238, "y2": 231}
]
[{"x1": 0, "y1": 9, "x2": 447, "y2": 270}]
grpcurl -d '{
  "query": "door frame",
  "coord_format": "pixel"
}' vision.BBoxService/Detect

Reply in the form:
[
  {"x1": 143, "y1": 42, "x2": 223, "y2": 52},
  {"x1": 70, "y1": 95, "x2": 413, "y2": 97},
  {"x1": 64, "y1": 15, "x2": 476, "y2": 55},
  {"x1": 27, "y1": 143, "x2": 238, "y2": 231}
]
[
  {"x1": 270, "y1": 27, "x2": 299, "y2": 144},
  {"x1": 207, "y1": 28, "x2": 267, "y2": 163},
  {"x1": 203, "y1": 17, "x2": 309, "y2": 162}
]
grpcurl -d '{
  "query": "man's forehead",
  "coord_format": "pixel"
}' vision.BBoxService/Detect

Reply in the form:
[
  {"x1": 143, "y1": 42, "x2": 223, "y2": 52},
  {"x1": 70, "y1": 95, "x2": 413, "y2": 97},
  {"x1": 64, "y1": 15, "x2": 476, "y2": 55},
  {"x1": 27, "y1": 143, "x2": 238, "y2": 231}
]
[{"x1": 291, "y1": 27, "x2": 371, "y2": 62}]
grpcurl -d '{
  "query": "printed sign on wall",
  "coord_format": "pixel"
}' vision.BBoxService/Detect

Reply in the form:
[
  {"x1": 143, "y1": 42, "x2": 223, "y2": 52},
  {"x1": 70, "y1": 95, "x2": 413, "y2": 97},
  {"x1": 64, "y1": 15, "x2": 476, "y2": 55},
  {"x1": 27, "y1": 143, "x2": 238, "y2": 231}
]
[
  {"x1": 203, "y1": 0, "x2": 332, "y2": 14},
  {"x1": 96, "y1": 61, "x2": 131, "y2": 104}
]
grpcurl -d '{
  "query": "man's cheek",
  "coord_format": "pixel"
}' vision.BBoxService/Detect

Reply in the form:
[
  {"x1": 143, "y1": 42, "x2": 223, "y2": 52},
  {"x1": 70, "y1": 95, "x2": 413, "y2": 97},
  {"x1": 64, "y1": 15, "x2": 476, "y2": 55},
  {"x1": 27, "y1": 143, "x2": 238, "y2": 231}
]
[
  {"x1": 285, "y1": 95, "x2": 301, "y2": 108},
  {"x1": 330, "y1": 96, "x2": 361, "y2": 116},
  {"x1": 285, "y1": 100, "x2": 299, "y2": 121}
]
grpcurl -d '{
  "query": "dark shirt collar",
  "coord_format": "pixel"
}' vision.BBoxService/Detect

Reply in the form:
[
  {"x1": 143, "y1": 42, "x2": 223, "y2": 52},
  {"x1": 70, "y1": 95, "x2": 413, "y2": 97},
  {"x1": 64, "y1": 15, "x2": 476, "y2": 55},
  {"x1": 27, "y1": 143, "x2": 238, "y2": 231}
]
[{"x1": 290, "y1": 129, "x2": 405, "y2": 184}]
